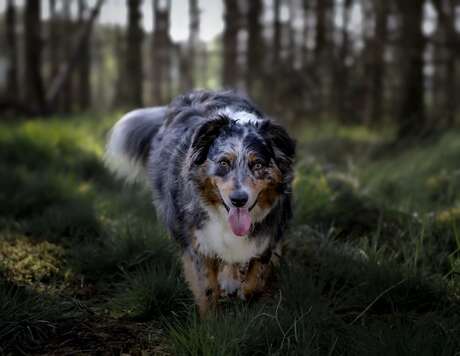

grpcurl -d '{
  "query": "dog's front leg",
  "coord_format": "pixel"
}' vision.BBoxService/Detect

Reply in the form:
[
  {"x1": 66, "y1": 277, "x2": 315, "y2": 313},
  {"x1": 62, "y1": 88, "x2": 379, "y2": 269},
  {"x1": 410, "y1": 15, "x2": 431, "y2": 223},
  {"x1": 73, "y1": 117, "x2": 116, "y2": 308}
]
[
  {"x1": 240, "y1": 245, "x2": 281, "y2": 301},
  {"x1": 239, "y1": 259, "x2": 272, "y2": 301},
  {"x1": 181, "y1": 249, "x2": 220, "y2": 317}
]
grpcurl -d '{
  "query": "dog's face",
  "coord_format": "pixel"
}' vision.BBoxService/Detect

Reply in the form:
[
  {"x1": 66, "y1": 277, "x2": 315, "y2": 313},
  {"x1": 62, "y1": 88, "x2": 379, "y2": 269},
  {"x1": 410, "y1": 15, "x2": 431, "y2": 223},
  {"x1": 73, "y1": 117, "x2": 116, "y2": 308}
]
[{"x1": 190, "y1": 115, "x2": 295, "y2": 236}]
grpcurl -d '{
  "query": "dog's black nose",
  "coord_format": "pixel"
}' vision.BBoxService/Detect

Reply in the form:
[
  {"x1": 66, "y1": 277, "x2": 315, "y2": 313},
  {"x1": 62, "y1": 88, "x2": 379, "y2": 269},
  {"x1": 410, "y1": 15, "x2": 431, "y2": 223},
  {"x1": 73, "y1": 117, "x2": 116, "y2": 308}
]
[{"x1": 229, "y1": 191, "x2": 248, "y2": 207}]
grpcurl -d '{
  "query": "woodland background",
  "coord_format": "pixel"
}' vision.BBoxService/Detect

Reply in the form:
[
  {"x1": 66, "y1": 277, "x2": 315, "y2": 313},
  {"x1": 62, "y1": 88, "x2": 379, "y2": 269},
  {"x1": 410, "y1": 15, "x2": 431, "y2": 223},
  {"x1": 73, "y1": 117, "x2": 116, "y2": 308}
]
[
  {"x1": 1, "y1": 1, "x2": 460, "y2": 355},
  {"x1": 1, "y1": 0, "x2": 459, "y2": 137}
]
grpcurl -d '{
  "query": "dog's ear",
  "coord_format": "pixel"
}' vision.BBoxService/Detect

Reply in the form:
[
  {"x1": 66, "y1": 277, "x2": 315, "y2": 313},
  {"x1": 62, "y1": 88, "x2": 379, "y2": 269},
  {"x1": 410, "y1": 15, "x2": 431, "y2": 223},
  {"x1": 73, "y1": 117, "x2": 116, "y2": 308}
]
[
  {"x1": 190, "y1": 115, "x2": 229, "y2": 165},
  {"x1": 260, "y1": 120, "x2": 296, "y2": 175}
]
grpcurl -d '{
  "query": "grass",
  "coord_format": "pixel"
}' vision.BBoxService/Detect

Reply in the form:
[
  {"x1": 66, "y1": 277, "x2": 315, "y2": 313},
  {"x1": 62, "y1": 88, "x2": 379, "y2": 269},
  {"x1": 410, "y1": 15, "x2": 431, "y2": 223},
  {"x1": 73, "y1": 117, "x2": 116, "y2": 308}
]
[{"x1": 0, "y1": 114, "x2": 459, "y2": 355}]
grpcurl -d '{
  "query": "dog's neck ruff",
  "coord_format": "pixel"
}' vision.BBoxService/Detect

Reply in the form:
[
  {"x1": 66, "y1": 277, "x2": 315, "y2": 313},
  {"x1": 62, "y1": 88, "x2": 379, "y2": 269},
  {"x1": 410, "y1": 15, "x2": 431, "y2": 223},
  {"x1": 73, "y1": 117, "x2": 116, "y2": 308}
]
[{"x1": 194, "y1": 205, "x2": 270, "y2": 264}]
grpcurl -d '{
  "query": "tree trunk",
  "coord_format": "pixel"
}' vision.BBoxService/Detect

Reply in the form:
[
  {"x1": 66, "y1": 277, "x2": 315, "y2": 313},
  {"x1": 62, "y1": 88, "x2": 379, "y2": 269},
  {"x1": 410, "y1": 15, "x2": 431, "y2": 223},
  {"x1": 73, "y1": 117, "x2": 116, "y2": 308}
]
[
  {"x1": 48, "y1": 0, "x2": 60, "y2": 88},
  {"x1": 287, "y1": 0, "x2": 296, "y2": 66},
  {"x1": 126, "y1": 0, "x2": 144, "y2": 107},
  {"x1": 246, "y1": 0, "x2": 264, "y2": 95},
  {"x1": 445, "y1": 50, "x2": 456, "y2": 126},
  {"x1": 313, "y1": 0, "x2": 332, "y2": 115},
  {"x1": 369, "y1": 0, "x2": 389, "y2": 124},
  {"x1": 186, "y1": 0, "x2": 199, "y2": 89},
  {"x1": 78, "y1": 0, "x2": 92, "y2": 110},
  {"x1": 24, "y1": 0, "x2": 46, "y2": 114},
  {"x1": 151, "y1": 0, "x2": 172, "y2": 105},
  {"x1": 61, "y1": 1, "x2": 74, "y2": 112},
  {"x1": 273, "y1": 0, "x2": 281, "y2": 68},
  {"x1": 46, "y1": 0, "x2": 104, "y2": 109},
  {"x1": 334, "y1": 0, "x2": 353, "y2": 122},
  {"x1": 5, "y1": 0, "x2": 18, "y2": 104},
  {"x1": 222, "y1": 0, "x2": 240, "y2": 88},
  {"x1": 431, "y1": 0, "x2": 458, "y2": 127},
  {"x1": 314, "y1": 0, "x2": 328, "y2": 60},
  {"x1": 397, "y1": 0, "x2": 426, "y2": 138},
  {"x1": 302, "y1": 0, "x2": 312, "y2": 68}
]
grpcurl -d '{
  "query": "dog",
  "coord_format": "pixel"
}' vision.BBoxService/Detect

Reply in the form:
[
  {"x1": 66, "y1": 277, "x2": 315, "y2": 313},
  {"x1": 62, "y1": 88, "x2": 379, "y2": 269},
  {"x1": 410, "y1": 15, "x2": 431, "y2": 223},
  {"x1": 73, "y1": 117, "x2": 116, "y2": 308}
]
[{"x1": 105, "y1": 90, "x2": 295, "y2": 315}]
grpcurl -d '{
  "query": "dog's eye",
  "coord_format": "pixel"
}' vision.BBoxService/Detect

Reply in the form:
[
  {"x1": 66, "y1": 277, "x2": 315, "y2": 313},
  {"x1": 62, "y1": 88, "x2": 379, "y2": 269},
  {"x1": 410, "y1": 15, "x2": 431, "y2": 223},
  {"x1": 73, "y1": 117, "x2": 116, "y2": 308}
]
[
  {"x1": 218, "y1": 160, "x2": 230, "y2": 168},
  {"x1": 253, "y1": 161, "x2": 265, "y2": 170}
]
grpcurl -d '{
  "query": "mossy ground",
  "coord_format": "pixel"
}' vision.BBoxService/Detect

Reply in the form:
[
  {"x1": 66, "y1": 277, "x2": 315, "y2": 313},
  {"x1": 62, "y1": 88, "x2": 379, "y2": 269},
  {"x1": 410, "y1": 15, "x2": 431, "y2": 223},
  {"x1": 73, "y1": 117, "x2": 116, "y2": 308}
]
[{"x1": 0, "y1": 115, "x2": 459, "y2": 355}]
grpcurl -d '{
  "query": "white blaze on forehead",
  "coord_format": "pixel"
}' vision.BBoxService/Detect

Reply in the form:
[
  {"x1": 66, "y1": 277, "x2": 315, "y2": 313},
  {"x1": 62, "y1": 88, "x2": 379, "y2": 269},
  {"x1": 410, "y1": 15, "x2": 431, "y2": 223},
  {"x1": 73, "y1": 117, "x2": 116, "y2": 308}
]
[{"x1": 216, "y1": 107, "x2": 262, "y2": 125}]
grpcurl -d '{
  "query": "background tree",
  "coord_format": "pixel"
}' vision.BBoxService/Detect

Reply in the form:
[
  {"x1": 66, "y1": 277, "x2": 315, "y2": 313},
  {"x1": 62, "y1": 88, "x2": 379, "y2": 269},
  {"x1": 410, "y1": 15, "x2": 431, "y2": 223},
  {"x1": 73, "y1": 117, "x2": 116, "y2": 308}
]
[
  {"x1": 222, "y1": 0, "x2": 241, "y2": 88},
  {"x1": 431, "y1": 0, "x2": 458, "y2": 127},
  {"x1": 187, "y1": 0, "x2": 200, "y2": 90},
  {"x1": 24, "y1": 0, "x2": 46, "y2": 113},
  {"x1": 246, "y1": 0, "x2": 265, "y2": 97},
  {"x1": 5, "y1": 0, "x2": 18, "y2": 106},
  {"x1": 45, "y1": 0, "x2": 104, "y2": 109},
  {"x1": 48, "y1": 0, "x2": 61, "y2": 106},
  {"x1": 369, "y1": 0, "x2": 389, "y2": 124},
  {"x1": 0, "y1": 0, "x2": 458, "y2": 133},
  {"x1": 397, "y1": 0, "x2": 426, "y2": 138},
  {"x1": 78, "y1": 0, "x2": 92, "y2": 111},
  {"x1": 333, "y1": 0, "x2": 354, "y2": 122},
  {"x1": 313, "y1": 0, "x2": 333, "y2": 115},
  {"x1": 125, "y1": 0, "x2": 144, "y2": 107},
  {"x1": 61, "y1": 1, "x2": 74, "y2": 112},
  {"x1": 151, "y1": 0, "x2": 172, "y2": 105}
]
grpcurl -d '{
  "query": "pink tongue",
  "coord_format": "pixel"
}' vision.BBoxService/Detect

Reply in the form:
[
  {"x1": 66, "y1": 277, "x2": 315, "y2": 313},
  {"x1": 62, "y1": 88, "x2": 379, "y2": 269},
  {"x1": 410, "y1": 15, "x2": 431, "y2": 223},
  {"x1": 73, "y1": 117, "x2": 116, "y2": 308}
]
[{"x1": 228, "y1": 207, "x2": 252, "y2": 237}]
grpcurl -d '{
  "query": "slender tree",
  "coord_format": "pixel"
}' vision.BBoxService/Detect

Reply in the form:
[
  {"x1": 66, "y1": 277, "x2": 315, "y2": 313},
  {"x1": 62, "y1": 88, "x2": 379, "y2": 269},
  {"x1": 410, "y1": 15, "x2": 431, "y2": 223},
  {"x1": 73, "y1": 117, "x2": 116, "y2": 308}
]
[
  {"x1": 431, "y1": 0, "x2": 458, "y2": 126},
  {"x1": 61, "y1": 1, "x2": 74, "y2": 112},
  {"x1": 48, "y1": 0, "x2": 60, "y2": 87},
  {"x1": 334, "y1": 0, "x2": 353, "y2": 122},
  {"x1": 397, "y1": 0, "x2": 426, "y2": 138},
  {"x1": 222, "y1": 0, "x2": 240, "y2": 88},
  {"x1": 46, "y1": 0, "x2": 104, "y2": 109},
  {"x1": 5, "y1": 0, "x2": 18, "y2": 104},
  {"x1": 313, "y1": 0, "x2": 333, "y2": 114},
  {"x1": 314, "y1": 0, "x2": 329, "y2": 60},
  {"x1": 24, "y1": 0, "x2": 46, "y2": 113},
  {"x1": 126, "y1": 0, "x2": 144, "y2": 107},
  {"x1": 151, "y1": 0, "x2": 172, "y2": 104},
  {"x1": 273, "y1": 0, "x2": 282, "y2": 68},
  {"x1": 78, "y1": 0, "x2": 92, "y2": 110},
  {"x1": 301, "y1": 0, "x2": 313, "y2": 67},
  {"x1": 187, "y1": 0, "x2": 200, "y2": 89},
  {"x1": 246, "y1": 0, "x2": 264, "y2": 95},
  {"x1": 369, "y1": 0, "x2": 389, "y2": 124}
]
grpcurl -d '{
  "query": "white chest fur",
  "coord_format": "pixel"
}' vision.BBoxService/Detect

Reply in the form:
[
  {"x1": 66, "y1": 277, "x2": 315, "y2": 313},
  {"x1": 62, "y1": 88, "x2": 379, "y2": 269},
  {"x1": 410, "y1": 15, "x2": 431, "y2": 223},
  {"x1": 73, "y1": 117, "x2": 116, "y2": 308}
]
[{"x1": 195, "y1": 206, "x2": 269, "y2": 264}]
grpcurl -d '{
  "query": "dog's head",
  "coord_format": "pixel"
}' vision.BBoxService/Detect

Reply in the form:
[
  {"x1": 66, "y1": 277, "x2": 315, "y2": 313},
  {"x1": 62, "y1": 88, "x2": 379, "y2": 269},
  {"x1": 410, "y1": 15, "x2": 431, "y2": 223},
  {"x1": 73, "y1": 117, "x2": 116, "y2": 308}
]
[{"x1": 189, "y1": 112, "x2": 295, "y2": 237}]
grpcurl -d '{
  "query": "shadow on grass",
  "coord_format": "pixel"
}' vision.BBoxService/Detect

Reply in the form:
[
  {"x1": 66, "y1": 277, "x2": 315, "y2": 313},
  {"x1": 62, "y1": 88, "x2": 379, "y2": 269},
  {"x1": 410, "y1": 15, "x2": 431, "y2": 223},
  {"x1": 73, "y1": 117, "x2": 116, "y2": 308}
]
[
  {"x1": 0, "y1": 118, "x2": 174, "y2": 353},
  {"x1": 167, "y1": 236, "x2": 460, "y2": 356}
]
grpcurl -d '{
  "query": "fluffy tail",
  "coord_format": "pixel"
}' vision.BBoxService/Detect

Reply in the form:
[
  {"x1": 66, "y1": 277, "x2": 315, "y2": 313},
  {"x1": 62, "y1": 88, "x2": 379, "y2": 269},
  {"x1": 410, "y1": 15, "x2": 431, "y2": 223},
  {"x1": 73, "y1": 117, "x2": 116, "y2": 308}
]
[{"x1": 105, "y1": 107, "x2": 166, "y2": 183}]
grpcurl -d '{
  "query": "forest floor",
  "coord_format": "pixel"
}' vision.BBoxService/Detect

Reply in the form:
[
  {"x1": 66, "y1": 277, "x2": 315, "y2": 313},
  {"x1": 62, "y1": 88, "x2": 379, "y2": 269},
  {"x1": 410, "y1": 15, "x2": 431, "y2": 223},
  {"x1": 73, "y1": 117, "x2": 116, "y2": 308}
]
[{"x1": 0, "y1": 114, "x2": 459, "y2": 355}]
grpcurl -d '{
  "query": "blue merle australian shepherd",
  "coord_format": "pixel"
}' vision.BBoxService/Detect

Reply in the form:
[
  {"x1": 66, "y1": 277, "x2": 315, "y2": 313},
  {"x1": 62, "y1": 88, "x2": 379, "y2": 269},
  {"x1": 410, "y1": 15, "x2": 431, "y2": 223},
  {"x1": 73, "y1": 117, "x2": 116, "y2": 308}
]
[{"x1": 105, "y1": 90, "x2": 295, "y2": 316}]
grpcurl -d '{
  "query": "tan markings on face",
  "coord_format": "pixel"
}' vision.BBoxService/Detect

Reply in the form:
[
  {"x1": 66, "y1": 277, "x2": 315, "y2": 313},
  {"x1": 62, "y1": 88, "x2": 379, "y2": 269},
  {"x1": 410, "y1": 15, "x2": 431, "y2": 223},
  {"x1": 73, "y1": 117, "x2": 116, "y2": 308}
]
[
  {"x1": 194, "y1": 162, "x2": 221, "y2": 206},
  {"x1": 199, "y1": 177, "x2": 221, "y2": 206},
  {"x1": 245, "y1": 162, "x2": 283, "y2": 209},
  {"x1": 200, "y1": 153, "x2": 236, "y2": 206}
]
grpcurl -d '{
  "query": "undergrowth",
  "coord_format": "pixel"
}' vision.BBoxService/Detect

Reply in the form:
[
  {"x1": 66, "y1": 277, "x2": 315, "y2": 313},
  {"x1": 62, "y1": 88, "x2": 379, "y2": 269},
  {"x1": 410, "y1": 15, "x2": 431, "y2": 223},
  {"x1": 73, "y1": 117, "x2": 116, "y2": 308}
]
[{"x1": 0, "y1": 115, "x2": 459, "y2": 355}]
